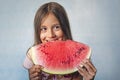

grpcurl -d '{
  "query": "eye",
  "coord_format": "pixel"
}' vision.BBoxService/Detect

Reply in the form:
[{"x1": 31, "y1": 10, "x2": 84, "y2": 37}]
[
  {"x1": 53, "y1": 25, "x2": 61, "y2": 31},
  {"x1": 40, "y1": 26, "x2": 47, "y2": 32}
]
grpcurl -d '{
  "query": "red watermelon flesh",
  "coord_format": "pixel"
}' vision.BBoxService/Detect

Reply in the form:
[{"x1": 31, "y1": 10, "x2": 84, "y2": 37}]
[{"x1": 31, "y1": 40, "x2": 91, "y2": 74}]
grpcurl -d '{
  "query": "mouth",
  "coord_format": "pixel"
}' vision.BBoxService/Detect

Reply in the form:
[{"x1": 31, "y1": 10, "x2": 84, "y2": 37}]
[{"x1": 46, "y1": 39, "x2": 58, "y2": 42}]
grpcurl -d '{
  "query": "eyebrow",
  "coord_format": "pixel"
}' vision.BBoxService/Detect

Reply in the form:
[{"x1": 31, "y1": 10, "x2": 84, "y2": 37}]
[
  {"x1": 40, "y1": 25, "x2": 47, "y2": 28},
  {"x1": 52, "y1": 24, "x2": 60, "y2": 26}
]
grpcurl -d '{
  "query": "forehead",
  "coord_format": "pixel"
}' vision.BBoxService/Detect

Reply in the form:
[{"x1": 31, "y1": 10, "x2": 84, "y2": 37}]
[{"x1": 41, "y1": 13, "x2": 60, "y2": 26}]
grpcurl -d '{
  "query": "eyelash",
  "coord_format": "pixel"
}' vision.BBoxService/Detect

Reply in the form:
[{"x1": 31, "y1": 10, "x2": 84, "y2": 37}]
[
  {"x1": 40, "y1": 27, "x2": 47, "y2": 32},
  {"x1": 54, "y1": 25, "x2": 60, "y2": 30},
  {"x1": 40, "y1": 25, "x2": 61, "y2": 32}
]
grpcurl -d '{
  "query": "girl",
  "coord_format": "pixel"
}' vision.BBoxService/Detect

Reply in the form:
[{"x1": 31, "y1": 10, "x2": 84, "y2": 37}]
[{"x1": 23, "y1": 2, "x2": 96, "y2": 80}]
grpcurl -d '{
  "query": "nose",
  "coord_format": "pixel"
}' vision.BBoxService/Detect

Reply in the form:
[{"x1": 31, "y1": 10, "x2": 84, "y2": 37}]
[{"x1": 47, "y1": 29, "x2": 56, "y2": 38}]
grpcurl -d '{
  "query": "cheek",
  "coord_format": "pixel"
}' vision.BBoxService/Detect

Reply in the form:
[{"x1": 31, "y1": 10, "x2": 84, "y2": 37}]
[
  {"x1": 40, "y1": 33, "x2": 46, "y2": 42},
  {"x1": 56, "y1": 30, "x2": 64, "y2": 38}
]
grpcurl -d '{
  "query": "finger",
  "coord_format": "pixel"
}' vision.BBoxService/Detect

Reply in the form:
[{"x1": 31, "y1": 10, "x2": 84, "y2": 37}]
[
  {"x1": 30, "y1": 72, "x2": 40, "y2": 79},
  {"x1": 86, "y1": 59, "x2": 97, "y2": 73},
  {"x1": 77, "y1": 65, "x2": 88, "y2": 78},
  {"x1": 29, "y1": 65, "x2": 43, "y2": 74},
  {"x1": 83, "y1": 60, "x2": 96, "y2": 76},
  {"x1": 77, "y1": 65, "x2": 94, "y2": 80},
  {"x1": 32, "y1": 76, "x2": 41, "y2": 80},
  {"x1": 81, "y1": 62, "x2": 94, "y2": 76}
]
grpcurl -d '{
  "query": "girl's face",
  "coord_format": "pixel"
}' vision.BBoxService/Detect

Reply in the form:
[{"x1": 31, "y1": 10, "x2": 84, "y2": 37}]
[{"x1": 40, "y1": 13, "x2": 65, "y2": 43}]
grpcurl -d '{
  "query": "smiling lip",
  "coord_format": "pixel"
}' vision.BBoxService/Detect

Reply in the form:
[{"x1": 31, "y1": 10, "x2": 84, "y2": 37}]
[{"x1": 46, "y1": 39, "x2": 58, "y2": 42}]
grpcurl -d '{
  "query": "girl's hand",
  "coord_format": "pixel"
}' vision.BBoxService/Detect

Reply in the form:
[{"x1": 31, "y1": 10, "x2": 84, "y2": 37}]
[
  {"x1": 29, "y1": 65, "x2": 43, "y2": 80},
  {"x1": 77, "y1": 59, "x2": 97, "y2": 80}
]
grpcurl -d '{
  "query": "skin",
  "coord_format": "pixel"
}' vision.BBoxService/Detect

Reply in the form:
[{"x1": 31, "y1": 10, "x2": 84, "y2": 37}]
[
  {"x1": 77, "y1": 59, "x2": 97, "y2": 80},
  {"x1": 40, "y1": 13, "x2": 65, "y2": 43},
  {"x1": 29, "y1": 13, "x2": 96, "y2": 80}
]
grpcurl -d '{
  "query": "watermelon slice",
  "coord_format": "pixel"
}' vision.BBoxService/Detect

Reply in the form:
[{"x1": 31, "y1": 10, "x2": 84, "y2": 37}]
[{"x1": 31, "y1": 40, "x2": 91, "y2": 74}]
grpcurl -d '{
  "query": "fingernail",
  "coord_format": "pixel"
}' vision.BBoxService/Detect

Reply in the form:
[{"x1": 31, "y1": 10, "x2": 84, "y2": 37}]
[
  {"x1": 80, "y1": 64, "x2": 83, "y2": 67},
  {"x1": 79, "y1": 62, "x2": 84, "y2": 67}
]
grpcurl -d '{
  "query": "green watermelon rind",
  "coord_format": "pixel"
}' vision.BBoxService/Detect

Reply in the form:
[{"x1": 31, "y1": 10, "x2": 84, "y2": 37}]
[{"x1": 31, "y1": 45, "x2": 91, "y2": 74}]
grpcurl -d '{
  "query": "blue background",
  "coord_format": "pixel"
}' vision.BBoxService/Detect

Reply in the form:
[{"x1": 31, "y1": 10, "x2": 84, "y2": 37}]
[{"x1": 0, "y1": 0, "x2": 120, "y2": 80}]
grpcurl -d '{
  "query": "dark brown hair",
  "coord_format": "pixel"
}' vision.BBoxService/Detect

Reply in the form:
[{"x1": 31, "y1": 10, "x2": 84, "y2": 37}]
[{"x1": 34, "y1": 2, "x2": 73, "y2": 45}]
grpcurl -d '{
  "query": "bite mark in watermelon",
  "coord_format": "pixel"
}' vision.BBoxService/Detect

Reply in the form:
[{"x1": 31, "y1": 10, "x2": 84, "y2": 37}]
[{"x1": 31, "y1": 40, "x2": 91, "y2": 74}]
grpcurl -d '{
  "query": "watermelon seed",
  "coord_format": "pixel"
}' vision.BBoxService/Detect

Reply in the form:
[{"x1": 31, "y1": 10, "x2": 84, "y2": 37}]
[
  {"x1": 73, "y1": 47, "x2": 85, "y2": 57},
  {"x1": 76, "y1": 47, "x2": 85, "y2": 54},
  {"x1": 41, "y1": 50, "x2": 48, "y2": 55},
  {"x1": 61, "y1": 56, "x2": 73, "y2": 64}
]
